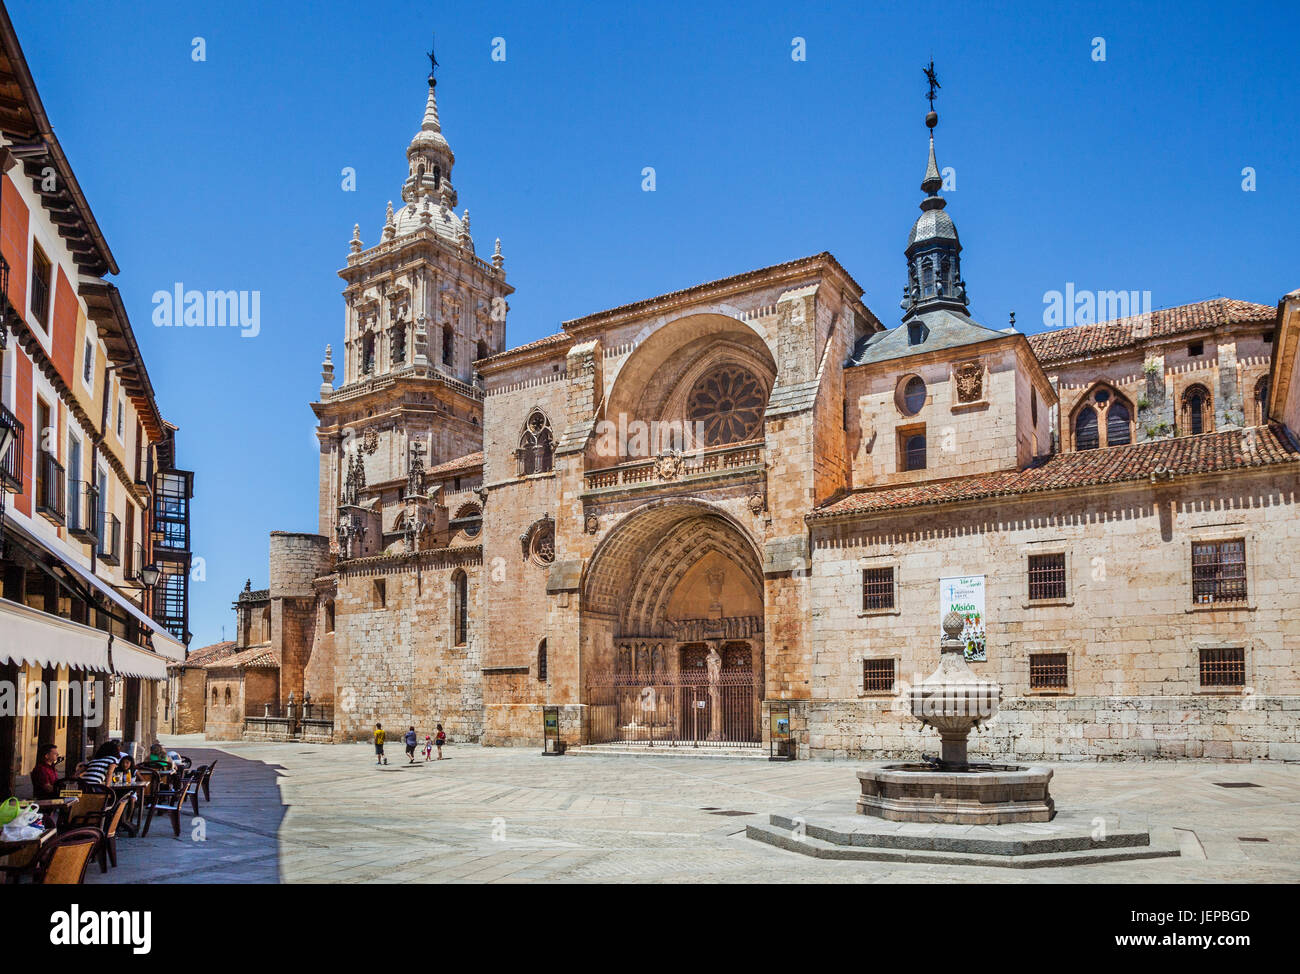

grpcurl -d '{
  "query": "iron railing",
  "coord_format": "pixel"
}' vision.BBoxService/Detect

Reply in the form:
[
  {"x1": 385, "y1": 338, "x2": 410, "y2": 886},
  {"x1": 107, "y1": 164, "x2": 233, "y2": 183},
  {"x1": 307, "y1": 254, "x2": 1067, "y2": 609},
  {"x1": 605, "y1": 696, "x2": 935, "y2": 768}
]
[
  {"x1": 97, "y1": 511, "x2": 121, "y2": 565},
  {"x1": 1191, "y1": 539, "x2": 1247, "y2": 604},
  {"x1": 0, "y1": 402, "x2": 22, "y2": 491},
  {"x1": 35, "y1": 450, "x2": 65, "y2": 524},
  {"x1": 586, "y1": 669, "x2": 762, "y2": 748},
  {"x1": 68, "y1": 480, "x2": 98, "y2": 541}
]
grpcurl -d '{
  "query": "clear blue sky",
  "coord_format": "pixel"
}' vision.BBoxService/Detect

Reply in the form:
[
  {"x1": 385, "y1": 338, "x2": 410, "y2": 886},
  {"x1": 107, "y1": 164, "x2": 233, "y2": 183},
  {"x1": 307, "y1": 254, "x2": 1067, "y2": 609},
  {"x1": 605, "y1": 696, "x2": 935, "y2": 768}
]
[{"x1": 13, "y1": 0, "x2": 1298, "y2": 647}]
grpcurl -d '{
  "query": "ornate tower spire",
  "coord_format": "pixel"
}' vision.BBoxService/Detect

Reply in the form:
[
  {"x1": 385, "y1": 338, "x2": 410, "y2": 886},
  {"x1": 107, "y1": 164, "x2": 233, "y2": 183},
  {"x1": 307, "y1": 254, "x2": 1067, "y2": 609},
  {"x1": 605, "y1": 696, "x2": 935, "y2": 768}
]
[{"x1": 901, "y1": 61, "x2": 969, "y2": 322}]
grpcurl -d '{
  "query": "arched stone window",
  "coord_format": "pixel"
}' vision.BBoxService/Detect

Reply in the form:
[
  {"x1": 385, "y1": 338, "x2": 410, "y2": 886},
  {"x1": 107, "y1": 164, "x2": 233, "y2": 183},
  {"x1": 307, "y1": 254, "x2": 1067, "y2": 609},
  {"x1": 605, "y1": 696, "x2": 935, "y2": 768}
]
[
  {"x1": 475, "y1": 339, "x2": 488, "y2": 362},
  {"x1": 686, "y1": 364, "x2": 766, "y2": 446},
  {"x1": 1106, "y1": 400, "x2": 1132, "y2": 446},
  {"x1": 324, "y1": 600, "x2": 335, "y2": 633},
  {"x1": 224, "y1": 687, "x2": 231, "y2": 704},
  {"x1": 390, "y1": 326, "x2": 406, "y2": 367},
  {"x1": 361, "y1": 334, "x2": 376, "y2": 375},
  {"x1": 537, "y1": 639, "x2": 547, "y2": 682},
  {"x1": 453, "y1": 503, "x2": 482, "y2": 538},
  {"x1": 1181, "y1": 384, "x2": 1212, "y2": 436},
  {"x1": 1254, "y1": 376, "x2": 1270, "y2": 425},
  {"x1": 442, "y1": 325, "x2": 454, "y2": 367},
  {"x1": 211, "y1": 686, "x2": 217, "y2": 704},
  {"x1": 517, "y1": 409, "x2": 554, "y2": 475},
  {"x1": 451, "y1": 570, "x2": 468, "y2": 646},
  {"x1": 433, "y1": 165, "x2": 441, "y2": 190},
  {"x1": 1072, "y1": 384, "x2": 1134, "y2": 450}
]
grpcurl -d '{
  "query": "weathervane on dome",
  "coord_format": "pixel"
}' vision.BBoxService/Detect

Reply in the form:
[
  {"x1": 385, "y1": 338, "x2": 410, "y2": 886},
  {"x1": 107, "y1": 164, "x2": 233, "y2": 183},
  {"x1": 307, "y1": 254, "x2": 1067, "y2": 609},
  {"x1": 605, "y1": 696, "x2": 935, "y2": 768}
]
[{"x1": 427, "y1": 34, "x2": 439, "y2": 88}]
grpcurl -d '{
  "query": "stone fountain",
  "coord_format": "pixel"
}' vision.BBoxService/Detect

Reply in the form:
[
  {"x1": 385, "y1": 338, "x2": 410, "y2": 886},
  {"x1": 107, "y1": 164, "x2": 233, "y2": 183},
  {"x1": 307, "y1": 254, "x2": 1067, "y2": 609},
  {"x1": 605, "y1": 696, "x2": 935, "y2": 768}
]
[
  {"x1": 745, "y1": 614, "x2": 1180, "y2": 865},
  {"x1": 855, "y1": 610, "x2": 1054, "y2": 824}
]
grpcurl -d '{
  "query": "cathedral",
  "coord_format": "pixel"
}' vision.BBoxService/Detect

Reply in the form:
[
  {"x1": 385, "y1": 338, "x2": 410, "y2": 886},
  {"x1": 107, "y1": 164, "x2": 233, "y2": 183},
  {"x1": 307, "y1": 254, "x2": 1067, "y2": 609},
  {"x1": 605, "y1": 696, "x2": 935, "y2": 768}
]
[{"x1": 174, "y1": 57, "x2": 1300, "y2": 763}]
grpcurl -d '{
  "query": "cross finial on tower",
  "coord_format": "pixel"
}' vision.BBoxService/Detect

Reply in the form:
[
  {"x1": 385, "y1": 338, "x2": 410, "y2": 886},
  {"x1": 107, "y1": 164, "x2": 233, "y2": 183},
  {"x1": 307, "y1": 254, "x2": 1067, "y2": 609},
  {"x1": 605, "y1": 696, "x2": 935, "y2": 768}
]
[
  {"x1": 427, "y1": 34, "x2": 438, "y2": 87},
  {"x1": 924, "y1": 59, "x2": 940, "y2": 110}
]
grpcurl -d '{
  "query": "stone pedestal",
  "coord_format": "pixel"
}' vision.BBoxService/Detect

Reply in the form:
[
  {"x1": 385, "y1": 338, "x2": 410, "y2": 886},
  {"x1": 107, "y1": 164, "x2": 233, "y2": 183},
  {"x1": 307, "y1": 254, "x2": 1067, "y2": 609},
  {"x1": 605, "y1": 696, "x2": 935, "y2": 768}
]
[{"x1": 856, "y1": 765, "x2": 1055, "y2": 824}]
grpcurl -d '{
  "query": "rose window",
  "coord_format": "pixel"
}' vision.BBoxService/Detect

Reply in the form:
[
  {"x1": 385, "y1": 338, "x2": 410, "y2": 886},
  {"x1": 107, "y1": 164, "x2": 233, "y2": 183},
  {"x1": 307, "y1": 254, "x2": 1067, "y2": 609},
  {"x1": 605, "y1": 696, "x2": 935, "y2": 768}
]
[
  {"x1": 530, "y1": 522, "x2": 555, "y2": 566},
  {"x1": 686, "y1": 365, "x2": 766, "y2": 446}
]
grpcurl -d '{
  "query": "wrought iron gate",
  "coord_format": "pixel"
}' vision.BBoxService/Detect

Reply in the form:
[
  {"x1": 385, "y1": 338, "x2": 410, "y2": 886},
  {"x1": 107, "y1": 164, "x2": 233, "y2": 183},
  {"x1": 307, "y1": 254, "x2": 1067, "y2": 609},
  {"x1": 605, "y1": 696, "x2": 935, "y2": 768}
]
[{"x1": 585, "y1": 668, "x2": 761, "y2": 748}]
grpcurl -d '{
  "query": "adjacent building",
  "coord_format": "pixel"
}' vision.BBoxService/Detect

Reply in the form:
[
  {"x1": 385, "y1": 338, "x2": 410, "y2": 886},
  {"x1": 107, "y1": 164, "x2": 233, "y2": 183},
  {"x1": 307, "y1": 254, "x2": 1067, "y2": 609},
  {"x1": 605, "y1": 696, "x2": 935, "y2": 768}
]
[{"x1": 0, "y1": 5, "x2": 194, "y2": 795}]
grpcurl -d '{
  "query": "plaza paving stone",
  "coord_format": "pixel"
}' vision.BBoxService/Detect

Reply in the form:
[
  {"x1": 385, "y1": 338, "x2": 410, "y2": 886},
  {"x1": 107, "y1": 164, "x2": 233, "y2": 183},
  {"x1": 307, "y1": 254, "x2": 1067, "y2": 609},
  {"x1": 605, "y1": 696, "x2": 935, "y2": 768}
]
[{"x1": 86, "y1": 736, "x2": 1300, "y2": 883}]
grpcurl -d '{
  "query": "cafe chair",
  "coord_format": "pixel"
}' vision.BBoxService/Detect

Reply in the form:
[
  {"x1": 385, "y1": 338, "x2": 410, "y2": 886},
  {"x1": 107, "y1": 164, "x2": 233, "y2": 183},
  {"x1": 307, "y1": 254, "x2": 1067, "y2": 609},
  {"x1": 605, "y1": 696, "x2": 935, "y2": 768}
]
[
  {"x1": 35, "y1": 828, "x2": 102, "y2": 885},
  {"x1": 66, "y1": 782, "x2": 114, "y2": 831},
  {"x1": 96, "y1": 798, "x2": 131, "y2": 872},
  {"x1": 141, "y1": 775, "x2": 195, "y2": 838}
]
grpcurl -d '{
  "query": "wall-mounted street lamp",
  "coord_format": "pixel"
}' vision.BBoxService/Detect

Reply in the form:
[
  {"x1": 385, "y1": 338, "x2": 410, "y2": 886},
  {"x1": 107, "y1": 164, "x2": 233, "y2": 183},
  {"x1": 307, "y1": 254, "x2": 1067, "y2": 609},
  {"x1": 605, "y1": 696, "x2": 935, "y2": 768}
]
[{"x1": 139, "y1": 563, "x2": 161, "y2": 588}]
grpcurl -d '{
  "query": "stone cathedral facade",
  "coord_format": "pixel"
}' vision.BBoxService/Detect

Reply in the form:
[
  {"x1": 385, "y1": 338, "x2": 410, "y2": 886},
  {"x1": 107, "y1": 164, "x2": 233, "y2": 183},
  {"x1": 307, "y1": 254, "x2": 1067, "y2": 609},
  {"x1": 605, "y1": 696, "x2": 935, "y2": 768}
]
[{"x1": 192, "y1": 62, "x2": 1300, "y2": 763}]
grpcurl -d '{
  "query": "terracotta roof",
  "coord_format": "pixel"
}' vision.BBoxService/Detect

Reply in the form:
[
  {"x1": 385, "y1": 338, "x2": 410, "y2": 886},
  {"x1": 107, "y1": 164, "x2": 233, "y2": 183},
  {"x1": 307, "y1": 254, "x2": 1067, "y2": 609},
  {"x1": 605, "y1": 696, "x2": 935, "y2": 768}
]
[
  {"x1": 810, "y1": 425, "x2": 1299, "y2": 521},
  {"x1": 204, "y1": 645, "x2": 277, "y2": 670},
  {"x1": 173, "y1": 640, "x2": 237, "y2": 668},
  {"x1": 478, "y1": 332, "x2": 570, "y2": 365},
  {"x1": 1028, "y1": 298, "x2": 1275, "y2": 365},
  {"x1": 426, "y1": 451, "x2": 483, "y2": 477}
]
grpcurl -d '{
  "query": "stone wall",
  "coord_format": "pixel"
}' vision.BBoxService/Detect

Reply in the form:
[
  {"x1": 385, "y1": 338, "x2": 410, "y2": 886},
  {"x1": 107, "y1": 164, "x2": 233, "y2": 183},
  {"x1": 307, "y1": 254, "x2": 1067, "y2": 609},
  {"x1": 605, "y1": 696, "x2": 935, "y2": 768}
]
[
  {"x1": 332, "y1": 548, "x2": 484, "y2": 743},
  {"x1": 807, "y1": 469, "x2": 1300, "y2": 760}
]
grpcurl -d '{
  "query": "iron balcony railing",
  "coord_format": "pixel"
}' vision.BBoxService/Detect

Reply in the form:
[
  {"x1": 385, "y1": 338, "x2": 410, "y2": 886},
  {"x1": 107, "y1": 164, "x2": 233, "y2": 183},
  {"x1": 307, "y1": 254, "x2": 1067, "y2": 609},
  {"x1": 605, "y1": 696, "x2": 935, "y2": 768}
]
[
  {"x1": 35, "y1": 451, "x2": 66, "y2": 524},
  {"x1": 0, "y1": 402, "x2": 22, "y2": 492},
  {"x1": 97, "y1": 511, "x2": 121, "y2": 565},
  {"x1": 68, "y1": 480, "x2": 98, "y2": 541}
]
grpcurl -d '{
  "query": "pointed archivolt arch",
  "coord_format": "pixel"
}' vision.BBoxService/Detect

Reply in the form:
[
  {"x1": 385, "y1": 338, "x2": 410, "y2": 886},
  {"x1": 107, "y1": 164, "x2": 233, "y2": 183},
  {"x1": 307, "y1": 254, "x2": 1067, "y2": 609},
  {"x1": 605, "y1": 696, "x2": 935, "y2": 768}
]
[
  {"x1": 1070, "y1": 382, "x2": 1134, "y2": 451},
  {"x1": 580, "y1": 499, "x2": 763, "y2": 626},
  {"x1": 599, "y1": 313, "x2": 777, "y2": 456}
]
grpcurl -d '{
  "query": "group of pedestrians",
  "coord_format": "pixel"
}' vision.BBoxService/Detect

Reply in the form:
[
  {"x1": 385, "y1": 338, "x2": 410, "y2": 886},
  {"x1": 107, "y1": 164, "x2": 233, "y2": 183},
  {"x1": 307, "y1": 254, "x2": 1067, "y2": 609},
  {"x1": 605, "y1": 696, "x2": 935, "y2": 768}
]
[{"x1": 372, "y1": 722, "x2": 445, "y2": 765}]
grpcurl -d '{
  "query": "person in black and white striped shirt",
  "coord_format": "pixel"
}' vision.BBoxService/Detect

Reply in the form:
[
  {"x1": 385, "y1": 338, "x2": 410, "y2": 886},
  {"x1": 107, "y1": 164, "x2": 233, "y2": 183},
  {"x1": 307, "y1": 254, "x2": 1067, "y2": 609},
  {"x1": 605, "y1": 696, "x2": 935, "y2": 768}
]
[{"x1": 78, "y1": 740, "x2": 122, "y2": 784}]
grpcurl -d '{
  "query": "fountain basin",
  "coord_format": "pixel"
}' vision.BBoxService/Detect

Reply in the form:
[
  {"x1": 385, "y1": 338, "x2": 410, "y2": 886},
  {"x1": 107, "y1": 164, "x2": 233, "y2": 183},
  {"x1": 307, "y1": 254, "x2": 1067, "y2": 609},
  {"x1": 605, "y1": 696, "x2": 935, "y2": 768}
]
[{"x1": 857, "y1": 763, "x2": 1054, "y2": 824}]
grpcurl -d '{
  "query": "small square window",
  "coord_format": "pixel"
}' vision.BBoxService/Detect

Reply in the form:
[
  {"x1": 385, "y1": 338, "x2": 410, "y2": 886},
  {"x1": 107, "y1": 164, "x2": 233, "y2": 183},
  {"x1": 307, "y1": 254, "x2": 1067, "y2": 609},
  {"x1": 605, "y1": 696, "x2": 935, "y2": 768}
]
[
  {"x1": 1191, "y1": 539, "x2": 1247, "y2": 604},
  {"x1": 1027, "y1": 553, "x2": 1067, "y2": 601},
  {"x1": 1029, "y1": 652, "x2": 1069, "y2": 690},
  {"x1": 861, "y1": 566, "x2": 895, "y2": 611},
  {"x1": 1199, "y1": 647, "x2": 1244, "y2": 688},
  {"x1": 1188, "y1": 340, "x2": 1204, "y2": 357},
  {"x1": 862, "y1": 658, "x2": 895, "y2": 693}
]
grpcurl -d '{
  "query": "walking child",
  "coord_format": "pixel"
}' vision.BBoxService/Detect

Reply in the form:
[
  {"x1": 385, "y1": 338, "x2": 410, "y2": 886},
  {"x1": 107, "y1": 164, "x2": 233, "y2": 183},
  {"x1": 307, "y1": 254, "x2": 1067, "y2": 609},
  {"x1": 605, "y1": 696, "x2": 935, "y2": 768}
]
[
  {"x1": 435, "y1": 723, "x2": 446, "y2": 760},
  {"x1": 374, "y1": 722, "x2": 386, "y2": 765}
]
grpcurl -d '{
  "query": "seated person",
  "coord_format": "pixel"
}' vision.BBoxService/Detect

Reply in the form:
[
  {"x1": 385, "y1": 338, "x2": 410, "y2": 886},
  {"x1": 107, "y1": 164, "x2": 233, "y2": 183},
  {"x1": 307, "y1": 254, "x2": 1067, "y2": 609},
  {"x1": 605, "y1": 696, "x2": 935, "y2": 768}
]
[
  {"x1": 144, "y1": 743, "x2": 173, "y2": 770},
  {"x1": 79, "y1": 740, "x2": 121, "y2": 785},
  {"x1": 30, "y1": 743, "x2": 61, "y2": 799},
  {"x1": 116, "y1": 754, "x2": 137, "y2": 780}
]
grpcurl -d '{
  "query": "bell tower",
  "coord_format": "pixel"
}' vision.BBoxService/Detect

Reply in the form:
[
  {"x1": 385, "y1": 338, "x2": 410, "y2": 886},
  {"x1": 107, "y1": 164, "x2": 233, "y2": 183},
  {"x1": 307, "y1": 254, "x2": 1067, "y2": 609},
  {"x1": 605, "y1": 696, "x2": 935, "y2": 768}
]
[{"x1": 311, "y1": 43, "x2": 513, "y2": 546}]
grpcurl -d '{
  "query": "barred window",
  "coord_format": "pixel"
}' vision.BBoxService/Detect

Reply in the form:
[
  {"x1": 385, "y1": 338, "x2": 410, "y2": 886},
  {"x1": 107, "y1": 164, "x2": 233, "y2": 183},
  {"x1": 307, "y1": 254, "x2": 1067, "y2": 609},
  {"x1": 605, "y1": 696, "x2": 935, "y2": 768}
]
[
  {"x1": 1191, "y1": 539, "x2": 1247, "y2": 604},
  {"x1": 862, "y1": 658, "x2": 895, "y2": 693},
  {"x1": 1199, "y1": 647, "x2": 1245, "y2": 688},
  {"x1": 1029, "y1": 653, "x2": 1069, "y2": 690},
  {"x1": 861, "y1": 566, "x2": 895, "y2": 611},
  {"x1": 1027, "y1": 553, "x2": 1066, "y2": 601}
]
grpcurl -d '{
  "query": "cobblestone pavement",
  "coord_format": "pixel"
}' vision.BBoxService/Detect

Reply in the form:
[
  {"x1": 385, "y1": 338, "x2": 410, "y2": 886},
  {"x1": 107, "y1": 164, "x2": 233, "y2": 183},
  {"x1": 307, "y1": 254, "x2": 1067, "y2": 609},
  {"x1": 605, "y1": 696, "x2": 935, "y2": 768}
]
[{"x1": 90, "y1": 737, "x2": 1300, "y2": 883}]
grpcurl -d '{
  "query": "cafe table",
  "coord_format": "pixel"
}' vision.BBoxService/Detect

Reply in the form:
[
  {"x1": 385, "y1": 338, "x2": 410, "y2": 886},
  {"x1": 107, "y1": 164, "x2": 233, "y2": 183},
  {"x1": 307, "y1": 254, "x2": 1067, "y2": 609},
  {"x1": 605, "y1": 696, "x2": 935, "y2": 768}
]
[
  {"x1": 34, "y1": 795, "x2": 79, "y2": 829},
  {"x1": 108, "y1": 780, "x2": 148, "y2": 836},
  {"x1": 0, "y1": 826, "x2": 55, "y2": 883}
]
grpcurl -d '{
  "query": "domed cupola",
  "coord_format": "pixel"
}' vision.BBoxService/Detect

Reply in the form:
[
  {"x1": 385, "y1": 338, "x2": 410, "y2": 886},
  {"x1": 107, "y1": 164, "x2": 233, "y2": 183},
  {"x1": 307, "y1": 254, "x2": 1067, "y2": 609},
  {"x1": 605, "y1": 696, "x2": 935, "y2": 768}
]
[
  {"x1": 901, "y1": 63, "x2": 969, "y2": 322},
  {"x1": 384, "y1": 45, "x2": 470, "y2": 249}
]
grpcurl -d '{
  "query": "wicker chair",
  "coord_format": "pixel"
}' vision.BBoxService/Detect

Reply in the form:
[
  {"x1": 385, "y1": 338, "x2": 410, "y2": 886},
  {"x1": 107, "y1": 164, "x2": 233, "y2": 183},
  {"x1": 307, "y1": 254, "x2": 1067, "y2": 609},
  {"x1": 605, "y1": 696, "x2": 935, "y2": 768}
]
[
  {"x1": 141, "y1": 775, "x2": 195, "y2": 838},
  {"x1": 35, "y1": 828, "x2": 102, "y2": 884},
  {"x1": 65, "y1": 781, "x2": 114, "y2": 830},
  {"x1": 95, "y1": 797, "x2": 131, "y2": 872}
]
